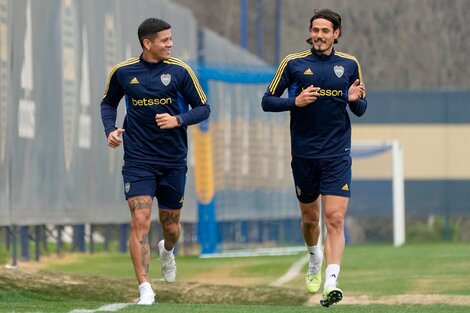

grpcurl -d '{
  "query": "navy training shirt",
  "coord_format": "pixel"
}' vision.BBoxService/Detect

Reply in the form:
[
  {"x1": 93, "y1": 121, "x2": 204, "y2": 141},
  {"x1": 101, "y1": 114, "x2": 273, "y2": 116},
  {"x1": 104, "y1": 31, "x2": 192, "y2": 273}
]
[
  {"x1": 262, "y1": 48, "x2": 367, "y2": 159},
  {"x1": 101, "y1": 55, "x2": 210, "y2": 167}
]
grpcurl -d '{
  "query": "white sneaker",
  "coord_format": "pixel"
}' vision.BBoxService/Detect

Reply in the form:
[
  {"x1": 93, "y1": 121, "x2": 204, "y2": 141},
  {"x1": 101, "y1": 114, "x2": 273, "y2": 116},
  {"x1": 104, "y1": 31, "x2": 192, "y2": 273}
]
[
  {"x1": 158, "y1": 240, "x2": 176, "y2": 283},
  {"x1": 137, "y1": 292, "x2": 155, "y2": 305},
  {"x1": 137, "y1": 282, "x2": 155, "y2": 305}
]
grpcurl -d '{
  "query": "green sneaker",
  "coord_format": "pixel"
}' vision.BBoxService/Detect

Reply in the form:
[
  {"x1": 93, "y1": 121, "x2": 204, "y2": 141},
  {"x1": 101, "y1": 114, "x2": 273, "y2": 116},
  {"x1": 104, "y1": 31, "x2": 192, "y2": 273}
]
[
  {"x1": 305, "y1": 271, "x2": 322, "y2": 294},
  {"x1": 320, "y1": 287, "x2": 343, "y2": 307}
]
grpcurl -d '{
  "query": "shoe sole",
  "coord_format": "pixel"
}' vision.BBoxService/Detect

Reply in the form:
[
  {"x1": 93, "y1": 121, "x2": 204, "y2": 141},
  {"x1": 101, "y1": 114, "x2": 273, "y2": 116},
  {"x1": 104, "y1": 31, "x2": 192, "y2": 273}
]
[
  {"x1": 163, "y1": 274, "x2": 176, "y2": 283},
  {"x1": 320, "y1": 289, "x2": 343, "y2": 307}
]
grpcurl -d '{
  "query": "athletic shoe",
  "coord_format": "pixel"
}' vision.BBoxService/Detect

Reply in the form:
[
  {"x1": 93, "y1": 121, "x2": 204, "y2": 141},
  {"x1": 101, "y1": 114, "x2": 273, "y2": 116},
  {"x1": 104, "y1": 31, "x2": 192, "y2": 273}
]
[
  {"x1": 305, "y1": 253, "x2": 323, "y2": 293},
  {"x1": 320, "y1": 287, "x2": 343, "y2": 307},
  {"x1": 305, "y1": 271, "x2": 322, "y2": 294},
  {"x1": 137, "y1": 284, "x2": 155, "y2": 305},
  {"x1": 158, "y1": 240, "x2": 176, "y2": 283},
  {"x1": 137, "y1": 291, "x2": 155, "y2": 305}
]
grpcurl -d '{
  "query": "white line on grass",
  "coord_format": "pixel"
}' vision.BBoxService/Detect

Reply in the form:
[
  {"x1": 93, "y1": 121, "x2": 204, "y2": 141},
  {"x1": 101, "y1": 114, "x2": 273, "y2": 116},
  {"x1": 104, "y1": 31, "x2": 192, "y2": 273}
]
[
  {"x1": 70, "y1": 303, "x2": 131, "y2": 313},
  {"x1": 199, "y1": 246, "x2": 306, "y2": 258},
  {"x1": 269, "y1": 254, "x2": 308, "y2": 287}
]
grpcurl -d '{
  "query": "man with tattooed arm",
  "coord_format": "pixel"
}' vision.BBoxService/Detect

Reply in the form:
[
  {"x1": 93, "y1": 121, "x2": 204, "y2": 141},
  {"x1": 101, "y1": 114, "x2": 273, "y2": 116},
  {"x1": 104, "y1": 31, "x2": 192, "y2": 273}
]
[{"x1": 100, "y1": 18, "x2": 210, "y2": 305}]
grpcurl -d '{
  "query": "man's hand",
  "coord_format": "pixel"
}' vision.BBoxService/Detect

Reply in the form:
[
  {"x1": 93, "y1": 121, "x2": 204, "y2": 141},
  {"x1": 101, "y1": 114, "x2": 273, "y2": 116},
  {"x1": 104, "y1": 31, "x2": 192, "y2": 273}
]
[
  {"x1": 156, "y1": 113, "x2": 180, "y2": 129},
  {"x1": 107, "y1": 128, "x2": 125, "y2": 148},
  {"x1": 295, "y1": 85, "x2": 320, "y2": 107},
  {"x1": 348, "y1": 79, "x2": 366, "y2": 102}
]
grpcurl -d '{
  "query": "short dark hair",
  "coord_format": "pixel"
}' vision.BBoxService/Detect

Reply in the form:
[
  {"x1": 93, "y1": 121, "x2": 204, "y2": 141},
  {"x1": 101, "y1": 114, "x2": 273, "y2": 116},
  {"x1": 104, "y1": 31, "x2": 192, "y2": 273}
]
[
  {"x1": 306, "y1": 9, "x2": 342, "y2": 45},
  {"x1": 138, "y1": 18, "x2": 171, "y2": 48}
]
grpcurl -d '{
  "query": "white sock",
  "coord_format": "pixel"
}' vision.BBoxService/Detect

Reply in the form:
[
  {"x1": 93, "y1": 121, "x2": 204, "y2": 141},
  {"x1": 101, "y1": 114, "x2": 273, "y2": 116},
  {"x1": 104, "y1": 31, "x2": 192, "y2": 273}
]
[
  {"x1": 139, "y1": 282, "x2": 154, "y2": 296},
  {"x1": 306, "y1": 245, "x2": 323, "y2": 274},
  {"x1": 307, "y1": 245, "x2": 323, "y2": 263},
  {"x1": 162, "y1": 246, "x2": 174, "y2": 256},
  {"x1": 324, "y1": 264, "x2": 340, "y2": 290},
  {"x1": 161, "y1": 240, "x2": 174, "y2": 257}
]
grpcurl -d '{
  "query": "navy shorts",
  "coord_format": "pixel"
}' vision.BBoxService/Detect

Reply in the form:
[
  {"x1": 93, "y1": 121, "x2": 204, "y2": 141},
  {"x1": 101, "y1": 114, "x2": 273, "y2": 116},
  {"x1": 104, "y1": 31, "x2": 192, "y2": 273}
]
[
  {"x1": 291, "y1": 155, "x2": 352, "y2": 203},
  {"x1": 122, "y1": 162, "x2": 187, "y2": 210}
]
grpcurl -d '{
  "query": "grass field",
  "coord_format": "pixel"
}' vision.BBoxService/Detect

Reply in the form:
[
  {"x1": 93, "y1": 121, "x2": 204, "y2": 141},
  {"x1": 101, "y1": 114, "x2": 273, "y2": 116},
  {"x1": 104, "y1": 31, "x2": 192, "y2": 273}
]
[{"x1": 0, "y1": 243, "x2": 469, "y2": 312}]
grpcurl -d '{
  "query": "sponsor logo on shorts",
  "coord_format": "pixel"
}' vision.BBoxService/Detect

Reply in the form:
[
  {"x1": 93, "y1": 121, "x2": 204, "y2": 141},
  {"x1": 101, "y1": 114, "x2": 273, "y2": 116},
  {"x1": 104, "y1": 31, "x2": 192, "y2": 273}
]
[
  {"x1": 296, "y1": 185, "x2": 301, "y2": 196},
  {"x1": 125, "y1": 182, "x2": 130, "y2": 193},
  {"x1": 341, "y1": 184, "x2": 349, "y2": 191}
]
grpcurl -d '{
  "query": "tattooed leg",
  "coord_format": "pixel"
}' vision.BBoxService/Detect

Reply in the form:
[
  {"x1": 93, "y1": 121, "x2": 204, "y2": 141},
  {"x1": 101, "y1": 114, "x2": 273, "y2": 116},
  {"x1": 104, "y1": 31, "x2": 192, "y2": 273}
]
[
  {"x1": 128, "y1": 195, "x2": 153, "y2": 284},
  {"x1": 159, "y1": 209, "x2": 181, "y2": 251}
]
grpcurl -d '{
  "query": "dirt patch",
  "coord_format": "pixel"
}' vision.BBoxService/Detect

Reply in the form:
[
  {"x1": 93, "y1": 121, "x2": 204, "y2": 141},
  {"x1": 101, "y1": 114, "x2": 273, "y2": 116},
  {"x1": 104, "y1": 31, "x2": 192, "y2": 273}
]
[
  {"x1": 156, "y1": 281, "x2": 308, "y2": 305},
  {"x1": 0, "y1": 266, "x2": 307, "y2": 306},
  {"x1": 0, "y1": 266, "x2": 137, "y2": 303},
  {"x1": 307, "y1": 294, "x2": 470, "y2": 306},
  {"x1": 2, "y1": 265, "x2": 470, "y2": 306}
]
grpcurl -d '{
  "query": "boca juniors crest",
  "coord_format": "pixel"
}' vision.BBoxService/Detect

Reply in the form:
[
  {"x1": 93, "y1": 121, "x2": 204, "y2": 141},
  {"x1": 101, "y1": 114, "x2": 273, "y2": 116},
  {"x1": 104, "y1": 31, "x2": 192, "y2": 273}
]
[
  {"x1": 161, "y1": 74, "x2": 171, "y2": 86},
  {"x1": 334, "y1": 65, "x2": 344, "y2": 78}
]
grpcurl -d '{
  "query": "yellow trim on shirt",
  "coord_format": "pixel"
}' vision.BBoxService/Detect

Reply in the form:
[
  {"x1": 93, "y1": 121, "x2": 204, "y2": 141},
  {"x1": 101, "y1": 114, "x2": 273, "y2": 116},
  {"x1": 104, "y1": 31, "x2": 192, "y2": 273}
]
[
  {"x1": 268, "y1": 50, "x2": 311, "y2": 94},
  {"x1": 335, "y1": 51, "x2": 364, "y2": 83},
  {"x1": 103, "y1": 57, "x2": 140, "y2": 98},
  {"x1": 164, "y1": 57, "x2": 207, "y2": 103}
]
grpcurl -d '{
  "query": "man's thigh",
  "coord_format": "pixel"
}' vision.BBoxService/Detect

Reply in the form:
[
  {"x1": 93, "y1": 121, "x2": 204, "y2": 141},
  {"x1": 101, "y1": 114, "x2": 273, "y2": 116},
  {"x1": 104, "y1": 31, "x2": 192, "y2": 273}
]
[{"x1": 319, "y1": 156, "x2": 352, "y2": 198}]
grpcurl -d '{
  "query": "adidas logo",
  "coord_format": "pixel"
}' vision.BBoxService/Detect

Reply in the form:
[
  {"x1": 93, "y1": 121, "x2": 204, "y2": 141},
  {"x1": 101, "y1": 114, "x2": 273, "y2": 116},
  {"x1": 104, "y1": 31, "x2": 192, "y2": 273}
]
[
  {"x1": 304, "y1": 68, "x2": 313, "y2": 75},
  {"x1": 341, "y1": 184, "x2": 349, "y2": 191},
  {"x1": 330, "y1": 274, "x2": 336, "y2": 278},
  {"x1": 130, "y1": 77, "x2": 139, "y2": 84}
]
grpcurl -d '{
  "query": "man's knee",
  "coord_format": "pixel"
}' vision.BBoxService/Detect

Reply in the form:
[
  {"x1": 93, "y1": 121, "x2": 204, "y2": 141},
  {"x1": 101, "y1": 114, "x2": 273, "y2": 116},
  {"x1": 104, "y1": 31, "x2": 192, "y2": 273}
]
[
  {"x1": 131, "y1": 214, "x2": 150, "y2": 231},
  {"x1": 159, "y1": 209, "x2": 181, "y2": 236},
  {"x1": 161, "y1": 223, "x2": 180, "y2": 237},
  {"x1": 302, "y1": 219, "x2": 320, "y2": 231},
  {"x1": 325, "y1": 212, "x2": 345, "y2": 231}
]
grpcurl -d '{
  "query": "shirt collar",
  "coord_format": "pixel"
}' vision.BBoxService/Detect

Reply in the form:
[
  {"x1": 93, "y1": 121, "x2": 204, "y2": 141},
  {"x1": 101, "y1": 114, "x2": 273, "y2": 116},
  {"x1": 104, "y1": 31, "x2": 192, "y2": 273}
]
[
  {"x1": 139, "y1": 53, "x2": 164, "y2": 67},
  {"x1": 310, "y1": 47, "x2": 336, "y2": 60}
]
